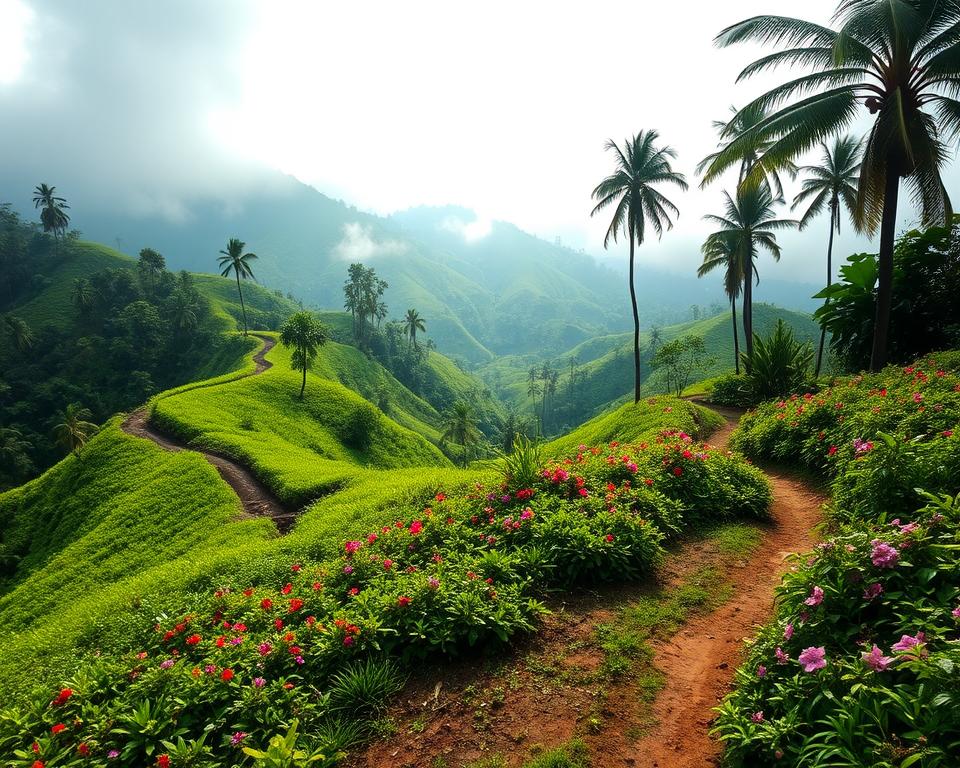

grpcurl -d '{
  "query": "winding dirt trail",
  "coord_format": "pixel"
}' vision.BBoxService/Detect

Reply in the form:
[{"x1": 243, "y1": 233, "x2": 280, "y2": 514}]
[
  {"x1": 121, "y1": 334, "x2": 298, "y2": 533},
  {"x1": 628, "y1": 404, "x2": 826, "y2": 766},
  {"x1": 350, "y1": 403, "x2": 827, "y2": 768}
]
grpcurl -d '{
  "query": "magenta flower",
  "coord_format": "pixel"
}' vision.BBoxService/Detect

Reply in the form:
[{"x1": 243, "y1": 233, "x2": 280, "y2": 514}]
[
  {"x1": 231, "y1": 731, "x2": 248, "y2": 746},
  {"x1": 870, "y1": 540, "x2": 899, "y2": 568},
  {"x1": 750, "y1": 711, "x2": 765, "y2": 723},
  {"x1": 253, "y1": 677, "x2": 266, "y2": 688},
  {"x1": 204, "y1": 664, "x2": 216, "y2": 675},
  {"x1": 863, "y1": 583, "x2": 884, "y2": 600},
  {"x1": 891, "y1": 632, "x2": 927, "y2": 657},
  {"x1": 798, "y1": 646, "x2": 827, "y2": 672},
  {"x1": 159, "y1": 659, "x2": 175, "y2": 670},
  {"x1": 295, "y1": 655, "x2": 305, "y2": 665},
  {"x1": 952, "y1": 606, "x2": 960, "y2": 619},
  {"x1": 784, "y1": 623, "x2": 794, "y2": 640},
  {"x1": 775, "y1": 647, "x2": 789, "y2": 664},
  {"x1": 258, "y1": 643, "x2": 272, "y2": 656},
  {"x1": 342, "y1": 565, "x2": 354, "y2": 575},
  {"x1": 804, "y1": 586, "x2": 824, "y2": 607},
  {"x1": 853, "y1": 438, "x2": 873, "y2": 454},
  {"x1": 108, "y1": 750, "x2": 121, "y2": 759},
  {"x1": 757, "y1": 665, "x2": 767, "y2": 678},
  {"x1": 344, "y1": 540, "x2": 361, "y2": 555},
  {"x1": 427, "y1": 577, "x2": 440, "y2": 589},
  {"x1": 898, "y1": 521, "x2": 919, "y2": 534},
  {"x1": 861, "y1": 645, "x2": 895, "y2": 672}
]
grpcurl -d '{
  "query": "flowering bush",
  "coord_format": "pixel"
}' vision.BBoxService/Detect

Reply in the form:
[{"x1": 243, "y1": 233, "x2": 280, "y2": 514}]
[
  {"x1": 713, "y1": 491, "x2": 960, "y2": 766},
  {"x1": 732, "y1": 353, "x2": 960, "y2": 519},
  {"x1": 0, "y1": 438, "x2": 768, "y2": 766}
]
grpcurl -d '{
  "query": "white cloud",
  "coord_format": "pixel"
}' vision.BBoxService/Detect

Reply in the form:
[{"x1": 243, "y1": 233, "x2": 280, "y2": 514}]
[
  {"x1": 333, "y1": 222, "x2": 408, "y2": 262},
  {"x1": 440, "y1": 214, "x2": 491, "y2": 243}
]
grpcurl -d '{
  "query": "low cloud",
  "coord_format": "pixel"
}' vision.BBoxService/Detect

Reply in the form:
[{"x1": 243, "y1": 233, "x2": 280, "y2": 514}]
[
  {"x1": 440, "y1": 214, "x2": 491, "y2": 243},
  {"x1": 333, "y1": 222, "x2": 408, "y2": 261}
]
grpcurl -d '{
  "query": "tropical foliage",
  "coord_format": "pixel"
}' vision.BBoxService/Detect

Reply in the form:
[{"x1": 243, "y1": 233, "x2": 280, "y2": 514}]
[
  {"x1": 218, "y1": 238, "x2": 258, "y2": 336},
  {"x1": 280, "y1": 312, "x2": 330, "y2": 398},
  {"x1": 32, "y1": 183, "x2": 71, "y2": 238}
]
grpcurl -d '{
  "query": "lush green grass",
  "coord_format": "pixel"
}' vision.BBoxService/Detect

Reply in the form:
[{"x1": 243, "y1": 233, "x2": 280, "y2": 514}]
[
  {"x1": 543, "y1": 396, "x2": 724, "y2": 458},
  {"x1": 191, "y1": 273, "x2": 301, "y2": 332}
]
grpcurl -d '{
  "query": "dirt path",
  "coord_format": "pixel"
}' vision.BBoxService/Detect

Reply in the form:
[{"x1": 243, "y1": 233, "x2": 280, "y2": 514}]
[
  {"x1": 121, "y1": 334, "x2": 299, "y2": 533},
  {"x1": 351, "y1": 403, "x2": 827, "y2": 768}
]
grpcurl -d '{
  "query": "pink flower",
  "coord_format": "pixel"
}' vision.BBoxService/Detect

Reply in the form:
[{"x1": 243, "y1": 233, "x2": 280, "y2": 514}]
[
  {"x1": 952, "y1": 606, "x2": 960, "y2": 619},
  {"x1": 853, "y1": 438, "x2": 873, "y2": 454},
  {"x1": 784, "y1": 623, "x2": 794, "y2": 640},
  {"x1": 898, "y1": 521, "x2": 919, "y2": 535},
  {"x1": 862, "y1": 645, "x2": 895, "y2": 672},
  {"x1": 756, "y1": 665, "x2": 767, "y2": 678},
  {"x1": 870, "y1": 540, "x2": 899, "y2": 568},
  {"x1": 342, "y1": 565, "x2": 353, "y2": 575},
  {"x1": 253, "y1": 677, "x2": 266, "y2": 688},
  {"x1": 750, "y1": 711, "x2": 765, "y2": 723},
  {"x1": 804, "y1": 586, "x2": 824, "y2": 607},
  {"x1": 344, "y1": 540, "x2": 362, "y2": 554},
  {"x1": 775, "y1": 647, "x2": 789, "y2": 664},
  {"x1": 863, "y1": 582, "x2": 884, "y2": 600},
  {"x1": 231, "y1": 731, "x2": 248, "y2": 746},
  {"x1": 427, "y1": 577, "x2": 440, "y2": 589},
  {"x1": 409, "y1": 520, "x2": 423, "y2": 535},
  {"x1": 578, "y1": 488, "x2": 589, "y2": 497},
  {"x1": 159, "y1": 659, "x2": 175, "y2": 670},
  {"x1": 797, "y1": 646, "x2": 827, "y2": 672},
  {"x1": 892, "y1": 632, "x2": 927, "y2": 657},
  {"x1": 383, "y1": 559, "x2": 393, "y2": 570},
  {"x1": 343, "y1": 635, "x2": 355, "y2": 647},
  {"x1": 258, "y1": 643, "x2": 272, "y2": 656}
]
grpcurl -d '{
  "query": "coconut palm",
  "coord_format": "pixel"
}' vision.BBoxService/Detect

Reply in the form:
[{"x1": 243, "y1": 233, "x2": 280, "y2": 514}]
[
  {"x1": 3, "y1": 314, "x2": 34, "y2": 352},
  {"x1": 591, "y1": 130, "x2": 688, "y2": 403},
  {"x1": 792, "y1": 135, "x2": 863, "y2": 375},
  {"x1": 697, "y1": 236, "x2": 744, "y2": 374},
  {"x1": 217, "y1": 238, "x2": 257, "y2": 336},
  {"x1": 280, "y1": 311, "x2": 329, "y2": 398},
  {"x1": 702, "y1": 1, "x2": 960, "y2": 371},
  {"x1": 702, "y1": 185, "x2": 799, "y2": 365},
  {"x1": 33, "y1": 184, "x2": 70, "y2": 238},
  {"x1": 403, "y1": 308, "x2": 426, "y2": 347},
  {"x1": 53, "y1": 403, "x2": 98, "y2": 456},
  {"x1": 440, "y1": 400, "x2": 482, "y2": 467}
]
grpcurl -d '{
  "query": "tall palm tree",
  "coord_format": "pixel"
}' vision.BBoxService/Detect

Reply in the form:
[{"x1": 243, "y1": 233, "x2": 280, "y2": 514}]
[
  {"x1": 53, "y1": 403, "x2": 98, "y2": 456},
  {"x1": 280, "y1": 311, "x2": 329, "y2": 398},
  {"x1": 697, "y1": 104, "x2": 796, "y2": 200},
  {"x1": 526, "y1": 367, "x2": 542, "y2": 433},
  {"x1": 403, "y1": 308, "x2": 426, "y2": 347},
  {"x1": 702, "y1": 2, "x2": 959, "y2": 371},
  {"x1": 217, "y1": 238, "x2": 257, "y2": 336},
  {"x1": 697, "y1": 236, "x2": 744, "y2": 374},
  {"x1": 33, "y1": 184, "x2": 70, "y2": 238},
  {"x1": 591, "y1": 130, "x2": 688, "y2": 403},
  {"x1": 702, "y1": 185, "x2": 799, "y2": 365},
  {"x1": 792, "y1": 135, "x2": 863, "y2": 375},
  {"x1": 3, "y1": 314, "x2": 35, "y2": 352},
  {"x1": 441, "y1": 401, "x2": 482, "y2": 467}
]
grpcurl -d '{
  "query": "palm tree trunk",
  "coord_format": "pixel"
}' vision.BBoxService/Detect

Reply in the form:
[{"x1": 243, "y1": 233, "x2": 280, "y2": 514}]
[
  {"x1": 870, "y1": 170, "x2": 900, "y2": 372},
  {"x1": 629, "y1": 238, "x2": 641, "y2": 403},
  {"x1": 731, "y1": 299, "x2": 740, "y2": 375},
  {"x1": 815, "y1": 203, "x2": 837, "y2": 378},
  {"x1": 300, "y1": 362, "x2": 307, "y2": 398},
  {"x1": 236, "y1": 272, "x2": 249, "y2": 336},
  {"x1": 742, "y1": 263, "x2": 753, "y2": 372}
]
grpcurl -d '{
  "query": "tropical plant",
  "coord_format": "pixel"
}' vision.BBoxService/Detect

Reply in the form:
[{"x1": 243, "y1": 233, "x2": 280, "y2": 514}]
[
  {"x1": 590, "y1": 130, "x2": 688, "y2": 403},
  {"x1": 701, "y1": 184, "x2": 798, "y2": 365},
  {"x1": 32, "y1": 183, "x2": 70, "y2": 238},
  {"x1": 499, "y1": 433, "x2": 543, "y2": 489},
  {"x1": 652, "y1": 335, "x2": 711, "y2": 396},
  {"x1": 702, "y1": 1, "x2": 960, "y2": 371},
  {"x1": 741, "y1": 319, "x2": 814, "y2": 399},
  {"x1": 52, "y1": 403, "x2": 98, "y2": 456},
  {"x1": 440, "y1": 400, "x2": 482, "y2": 466},
  {"x1": 697, "y1": 232, "x2": 744, "y2": 373},
  {"x1": 71, "y1": 277, "x2": 95, "y2": 318},
  {"x1": 2, "y1": 314, "x2": 34, "y2": 352},
  {"x1": 792, "y1": 135, "x2": 862, "y2": 375},
  {"x1": 343, "y1": 263, "x2": 388, "y2": 345},
  {"x1": 327, "y1": 659, "x2": 405, "y2": 715},
  {"x1": 217, "y1": 238, "x2": 257, "y2": 336},
  {"x1": 279, "y1": 312, "x2": 330, "y2": 398},
  {"x1": 403, "y1": 308, "x2": 426, "y2": 347}
]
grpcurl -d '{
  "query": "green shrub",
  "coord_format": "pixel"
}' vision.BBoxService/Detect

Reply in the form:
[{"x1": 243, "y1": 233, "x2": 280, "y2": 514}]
[
  {"x1": 742, "y1": 319, "x2": 815, "y2": 400},
  {"x1": 709, "y1": 373, "x2": 756, "y2": 407}
]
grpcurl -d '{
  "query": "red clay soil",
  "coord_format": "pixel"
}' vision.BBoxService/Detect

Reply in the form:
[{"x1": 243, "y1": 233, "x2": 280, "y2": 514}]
[
  {"x1": 350, "y1": 404, "x2": 827, "y2": 768},
  {"x1": 120, "y1": 334, "x2": 298, "y2": 532}
]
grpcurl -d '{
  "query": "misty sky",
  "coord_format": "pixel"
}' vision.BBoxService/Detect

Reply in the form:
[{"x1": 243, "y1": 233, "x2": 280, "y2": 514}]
[{"x1": 1, "y1": 0, "x2": 957, "y2": 283}]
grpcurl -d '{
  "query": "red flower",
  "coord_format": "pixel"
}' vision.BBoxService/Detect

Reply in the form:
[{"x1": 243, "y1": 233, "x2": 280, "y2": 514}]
[
  {"x1": 51, "y1": 687, "x2": 73, "y2": 707},
  {"x1": 673, "y1": 467, "x2": 683, "y2": 477},
  {"x1": 215, "y1": 636, "x2": 226, "y2": 648},
  {"x1": 644, "y1": 478, "x2": 653, "y2": 487},
  {"x1": 186, "y1": 634, "x2": 202, "y2": 646},
  {"x1": 397, "y1": 596, "x2": 412, "y2": 607},
  {"x1": 51, "y1": 723, "x2": 66, "y2": 735},
  {"x1": 221, "y1": 668, "x2": 235, "y2": 682},
  {"x1": 828, "y1": 445, "x2": 838, "y2": 456},
  {"x1": 78, "y1": 743, "x2": 90, "y2": 757},
  {"x1": 435, "y1": 492, "x2": 446, "y2": 502},
  {"x1": 157, "y1": 757, "x2": 171, "y2": 768},
  {"x1": 242, "y1": 588, "x2": 254, "y2": 597},
  {"x1": 409, "y1": 520, "x2": 423, "y2": 535},
  {"x1": 312, "y1": 581, "x2": 323, "y2": 591},
  {"x1": 291, "y1": 563, "x2": 302, "y2": 572},
  {"x1": 289, "y1": 598, "x2": 304, "y2": 612},
  {"x1": 274, "y1": 618, "x2": 285, "y2": 630},
  {"x1": 33, "y1": 762, "x2": 44, "y2": 768},
  {"x1": 260, "y1": 598, "x2": 273, "y2": 611},
  {"x1": 605, "y1": 534, "x2": 615, "y2": 543}
]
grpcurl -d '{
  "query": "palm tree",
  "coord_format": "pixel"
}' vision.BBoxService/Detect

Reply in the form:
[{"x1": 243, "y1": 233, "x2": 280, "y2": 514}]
[
  {"x1": 33, "y1": 184, "x2": 70, "y2": 238},
  {"x1": 217, "y1": 238, "x2": 257, "y2": 336},
  {"x1": 526, "y1": 367, "x2": 542, "y2": 433},
  {"x1": 279, "y1": 311, "x2": 329, "y2": 398},
  {"x1": 702, "y1": 2, "x2": 959, "y2": 371},
  {"x1": 697, "y1": 236, "x2": 744, "y2": 374},
  {"x1": 701, "y1": 185, "x2": 799, "y2": 365},
  {"x1": 441, "y1": 401, "x2": 482, "y2": 467},
  {"x1": 591, "y1": 131, "x2": 688, "y2": 403},
  {"x1": 403, "y1": 308, "x2": 426, "y2": 347},
  {"x1": 697, "y1": 104, "x2": 796, "y2": 200},
  {"x1": 72, "y1": 277, "x2": 95, "y2": 317},
  {"x1": 3, "y1": 314, "x2": 34, "y2": 352},
  {"x1": 53, "y1": 403, "x2": 98, "y2": 456},
  {"x1": 792, "y1": 135, "x2": 863, "y2": 376}
]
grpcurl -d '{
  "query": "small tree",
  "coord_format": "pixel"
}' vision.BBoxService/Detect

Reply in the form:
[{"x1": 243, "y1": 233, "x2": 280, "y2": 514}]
[
  {"x1": 441, "y1": 401, "x2": 482, "y2": 467},
  {"x1": 279, "y1": 312, "x2": 329, "y2": 398},
  {"x1": 652, "y1": 335, "x2": 709, "y2": 396},
  {"x1": 53, "y1": 403, "x2": 98, "y2": 456},
  {"x1": 217, "y1": 238, "x2": 258, "y2": 336}
]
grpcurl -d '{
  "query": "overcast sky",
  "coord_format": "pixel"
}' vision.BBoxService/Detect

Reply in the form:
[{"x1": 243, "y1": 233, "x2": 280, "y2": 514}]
[{"x1": 1, "y1": 0, "x2": 957, "y2": 282}]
